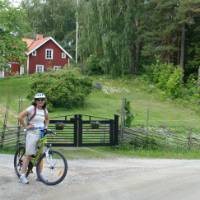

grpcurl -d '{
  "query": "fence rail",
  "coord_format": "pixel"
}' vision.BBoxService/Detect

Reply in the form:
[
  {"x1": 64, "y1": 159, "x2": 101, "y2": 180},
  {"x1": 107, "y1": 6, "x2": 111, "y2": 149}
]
[{"x1": 123, "y1": 127, "x2": 200, "y2": 150}]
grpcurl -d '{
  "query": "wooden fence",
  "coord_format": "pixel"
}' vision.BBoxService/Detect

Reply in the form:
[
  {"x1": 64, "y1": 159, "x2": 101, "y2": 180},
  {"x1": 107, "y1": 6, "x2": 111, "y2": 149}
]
[{"x1": 122, "y1": 127, "x2": 200, "y2": 150}]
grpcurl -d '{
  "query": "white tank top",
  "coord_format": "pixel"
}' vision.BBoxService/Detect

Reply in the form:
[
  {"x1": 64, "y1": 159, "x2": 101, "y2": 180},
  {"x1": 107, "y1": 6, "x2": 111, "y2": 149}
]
[{"x1": 26, "y1": 105, "x2": 48, "y2": 128}]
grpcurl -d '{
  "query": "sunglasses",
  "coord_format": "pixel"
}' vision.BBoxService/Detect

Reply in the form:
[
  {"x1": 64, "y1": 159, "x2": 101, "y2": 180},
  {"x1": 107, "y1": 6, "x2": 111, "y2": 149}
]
[{"x1": 36, "y1": 98, "x2": 45, "y2": 102}]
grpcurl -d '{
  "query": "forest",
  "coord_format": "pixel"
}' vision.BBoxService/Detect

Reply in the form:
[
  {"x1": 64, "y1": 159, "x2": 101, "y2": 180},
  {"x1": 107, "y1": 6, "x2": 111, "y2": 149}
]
[{"x1": 0, "y1": 0, "x2": 200, "y2": 97}]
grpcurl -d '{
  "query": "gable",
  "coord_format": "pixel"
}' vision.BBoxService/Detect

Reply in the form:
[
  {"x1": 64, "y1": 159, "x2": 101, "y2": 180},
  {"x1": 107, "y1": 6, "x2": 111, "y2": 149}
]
[{"x1": 24, "y1": 37, "x2": 72, "y2": 59}]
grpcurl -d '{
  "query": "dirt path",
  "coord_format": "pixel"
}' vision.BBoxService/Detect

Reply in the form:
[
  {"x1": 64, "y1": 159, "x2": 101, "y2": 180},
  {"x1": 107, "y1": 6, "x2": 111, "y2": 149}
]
[{"x1": 1, "y1": 154, "x2": 200, "y2": 200}]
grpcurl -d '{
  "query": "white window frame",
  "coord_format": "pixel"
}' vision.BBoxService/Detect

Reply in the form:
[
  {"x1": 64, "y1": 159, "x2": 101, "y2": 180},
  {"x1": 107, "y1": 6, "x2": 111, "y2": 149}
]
[
  {"x1": 36, "y1": 64, "x2": 44, "y2": 73},
  {"x1": 32, "y1": 51, "x2": 37, "y2": 56},
  {"x1": 53, "y1": 66, "x2": 61, "y2": 71},
  {"x1": 0, "y1": 70, "x2": 4, "y2": 78},
  {"x1": 45, "y1": 49, "x2": 53, "y2": 60},
  {"x1": 61, "y1": 52, "x2": 66, "y2": 59}
]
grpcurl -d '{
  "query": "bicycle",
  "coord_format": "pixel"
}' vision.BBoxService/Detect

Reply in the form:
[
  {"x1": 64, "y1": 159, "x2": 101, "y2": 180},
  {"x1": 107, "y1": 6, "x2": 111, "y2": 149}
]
[{"x1": 14, "y1": 128, "x2": 68, "y2": 185}]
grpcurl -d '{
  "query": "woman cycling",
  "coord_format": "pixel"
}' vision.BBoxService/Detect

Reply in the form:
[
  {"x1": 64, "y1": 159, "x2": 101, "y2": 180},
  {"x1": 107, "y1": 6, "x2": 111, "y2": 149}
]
[{"x1": 18, "y1": 93, "x2": 49, "y2": 184}]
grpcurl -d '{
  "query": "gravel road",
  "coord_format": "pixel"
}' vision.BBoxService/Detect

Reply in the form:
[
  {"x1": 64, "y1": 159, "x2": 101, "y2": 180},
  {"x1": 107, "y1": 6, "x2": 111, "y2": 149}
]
[{"x1": 1, "y1": 154, "x2": 200, "y2": 200}]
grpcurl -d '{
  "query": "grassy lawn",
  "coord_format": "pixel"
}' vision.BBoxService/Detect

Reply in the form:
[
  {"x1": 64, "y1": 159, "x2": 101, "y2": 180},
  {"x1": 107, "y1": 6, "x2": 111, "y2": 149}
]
[{"x1": 0, "y1": 75, "x2": 200, "y2": 132}]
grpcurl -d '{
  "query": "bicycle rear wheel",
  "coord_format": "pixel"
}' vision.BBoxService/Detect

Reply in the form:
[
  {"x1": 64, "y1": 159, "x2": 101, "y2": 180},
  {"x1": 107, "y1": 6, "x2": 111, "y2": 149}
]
[
  {"x1": 36, "y1": 150, "x2": 68, "y2": 185},
  {"x1": 14, "y1": 146, "x2": 25, "y2": 178}
]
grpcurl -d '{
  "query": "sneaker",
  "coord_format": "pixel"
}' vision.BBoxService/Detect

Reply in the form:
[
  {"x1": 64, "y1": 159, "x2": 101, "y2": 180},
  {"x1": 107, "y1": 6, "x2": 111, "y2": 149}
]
[
  {"x1": 36, "y1": 177, "x2": 41, "y2": 182},
  {"x1": 19, "y1": 174, "x2": 29, "y2": 184}
]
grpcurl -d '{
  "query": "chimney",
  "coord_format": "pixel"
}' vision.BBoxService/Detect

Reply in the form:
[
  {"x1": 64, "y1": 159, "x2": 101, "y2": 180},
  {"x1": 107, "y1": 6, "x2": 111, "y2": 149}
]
[{"x1": 36, "y1": 34, "x2": 43, "y2": 40}]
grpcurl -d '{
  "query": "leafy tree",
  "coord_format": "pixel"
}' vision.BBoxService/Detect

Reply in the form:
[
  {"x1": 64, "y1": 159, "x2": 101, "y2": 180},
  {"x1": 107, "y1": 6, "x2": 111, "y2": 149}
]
[
  {"x1": 79, "y1": 0, "x2": 146, "y2": 76},
  {"x1": 0, "y1": 0, "x2": 27, "y2": 70},
  {"x1": 22, "y1": 0, "x2": 76, "y2": 56}
]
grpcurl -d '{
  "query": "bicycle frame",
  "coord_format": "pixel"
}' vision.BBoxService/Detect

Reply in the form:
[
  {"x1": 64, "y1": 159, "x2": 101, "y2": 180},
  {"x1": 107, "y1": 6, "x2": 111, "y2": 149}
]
[{"x1": 30, "y1": 136, "x2": 49, "y2": 166}]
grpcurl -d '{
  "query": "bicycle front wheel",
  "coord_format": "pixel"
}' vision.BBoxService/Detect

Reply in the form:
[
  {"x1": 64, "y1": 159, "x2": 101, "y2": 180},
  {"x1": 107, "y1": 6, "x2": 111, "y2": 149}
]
[{"x1": 36, "y1": 150, "x2": 68, "y2": 185}]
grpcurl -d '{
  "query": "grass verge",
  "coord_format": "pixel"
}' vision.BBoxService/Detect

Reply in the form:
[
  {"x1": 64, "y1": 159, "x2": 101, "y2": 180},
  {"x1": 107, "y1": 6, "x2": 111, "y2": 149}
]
[{"x1": 1, "y1": 146, "x2": 200, "y2": 160}]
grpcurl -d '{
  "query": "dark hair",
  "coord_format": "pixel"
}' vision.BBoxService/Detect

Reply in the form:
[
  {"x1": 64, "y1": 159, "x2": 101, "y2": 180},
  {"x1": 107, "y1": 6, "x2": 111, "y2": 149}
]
[{"x1": 32, "y1": 99, "x2": 47, "y2": 109}]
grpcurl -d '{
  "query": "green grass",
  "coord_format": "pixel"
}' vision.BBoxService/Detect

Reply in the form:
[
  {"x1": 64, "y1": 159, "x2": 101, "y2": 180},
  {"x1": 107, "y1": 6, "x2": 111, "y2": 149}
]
[
  {"x1": 0, "y1": 75, "x2": 200, "y2": 132},
  {"x1": 2, "y1": 146, "x2": 200, "y2": 160}
]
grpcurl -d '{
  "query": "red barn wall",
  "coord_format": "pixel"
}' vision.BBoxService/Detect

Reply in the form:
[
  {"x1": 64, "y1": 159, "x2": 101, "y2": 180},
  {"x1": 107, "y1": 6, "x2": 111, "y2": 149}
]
[{"x1": 29, "y1": 40, "x2": 69, "y2": 74}]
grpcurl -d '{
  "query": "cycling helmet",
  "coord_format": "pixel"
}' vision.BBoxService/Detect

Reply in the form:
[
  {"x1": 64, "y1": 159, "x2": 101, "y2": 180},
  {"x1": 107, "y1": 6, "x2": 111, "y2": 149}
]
[{"x1": 34, "y1": 93, "x2": 46, "y2": 99}]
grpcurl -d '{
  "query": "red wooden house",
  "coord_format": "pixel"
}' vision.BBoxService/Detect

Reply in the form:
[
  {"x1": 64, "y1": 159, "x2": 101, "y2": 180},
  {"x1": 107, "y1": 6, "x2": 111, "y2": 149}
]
[{"x1": 0, "y1": 34, "x2": 72, "y2": 78}]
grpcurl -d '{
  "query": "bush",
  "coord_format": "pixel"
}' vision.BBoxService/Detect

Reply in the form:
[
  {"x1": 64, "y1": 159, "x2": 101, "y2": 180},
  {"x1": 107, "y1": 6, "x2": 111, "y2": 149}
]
[
  {"x1": 28, "y1": 69, "x2": 93, "y2": 109},
  {"x1": 166, "y1": 68, "x2": 183, "y2": 98},
  {"x1": 85, "y1": 54, "x2": 104, "y2": 75},
  {"x1": 148, "y1": 62, "x2": 184, "y2": 98}
]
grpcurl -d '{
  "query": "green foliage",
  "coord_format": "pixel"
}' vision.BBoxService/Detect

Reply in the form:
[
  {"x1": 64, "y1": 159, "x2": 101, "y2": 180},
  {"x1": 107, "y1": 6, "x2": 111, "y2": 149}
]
[
  {"x1": 148, "y1": 62, "x2": 184, "y2": 98},
  {"x1": 124, "y1": 99, "x2": 134, "y2": 128},
  {"x1": 0, "y1": 1, "x2": 28, "y2": 70},
  {"x1": 79, "y1": 0, "x2": 145, "y2": 76},
  {"x1": 22, "y1": 0, "x2": 75, "y2": 55},
  {"x1": 185, "y1": 75, "x2": 200, "y2": 100},
  {"x1": 0, "y1": 30, "x2": 26, "y2": 70},
  {"x1": 129, "y1": 136, "x2": 160, "y2": 150},
  {"x1": 166, "y1": 68, "x2": 183, "y2": 98},
  {"x1": 85, "y1": 54, "x2": 104, "y2": 75},
  {"x1": 28, "y1": 70, "x2": 93, "y2": 109}
]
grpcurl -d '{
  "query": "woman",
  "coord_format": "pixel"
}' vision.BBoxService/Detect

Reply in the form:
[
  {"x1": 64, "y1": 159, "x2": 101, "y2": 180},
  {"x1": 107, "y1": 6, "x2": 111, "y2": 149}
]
[{"x1": 18, "y1": 93, "x2": 49, "y2": 184}]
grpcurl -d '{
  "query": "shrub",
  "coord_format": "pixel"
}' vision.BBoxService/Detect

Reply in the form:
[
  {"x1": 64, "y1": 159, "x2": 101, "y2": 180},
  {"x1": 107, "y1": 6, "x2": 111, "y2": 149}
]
[
  {"x1": 85, "y1": 54, "x2": 104, "y2": 75},
  {"x1": 148, "y1": 62, "x2": 184, "y2": 98},
  {"x1": 166, "y1": 68, "x2": 183, "y2": 98},
  {"x1": 28, "y1": 69, "x2": 93, "y2": 109},
  {"x1": 124, "y1": 100, "x2": 134, "y2": 127}
]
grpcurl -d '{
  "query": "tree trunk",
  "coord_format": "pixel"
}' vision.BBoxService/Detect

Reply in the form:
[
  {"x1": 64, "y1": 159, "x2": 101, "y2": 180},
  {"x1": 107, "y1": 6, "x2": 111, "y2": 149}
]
[
  {"x1": 130, "y1": 41, "x2": 140, "y2": 75},
  {"x1": 180, "y1": 24, "x2": 185, "y2": 70}
]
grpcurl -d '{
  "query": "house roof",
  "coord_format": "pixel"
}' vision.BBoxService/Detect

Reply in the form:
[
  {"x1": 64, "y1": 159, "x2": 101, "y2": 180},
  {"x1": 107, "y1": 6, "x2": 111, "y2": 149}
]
[{"x1": 22, "y1": 36, "x2": 72, "y2": 59}]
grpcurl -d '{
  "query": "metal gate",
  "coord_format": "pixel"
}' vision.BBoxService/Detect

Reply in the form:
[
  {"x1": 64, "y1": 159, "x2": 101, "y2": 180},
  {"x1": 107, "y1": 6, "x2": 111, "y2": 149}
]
[
  {"x1": 48, "y1": 114, "x2": 119, "y2": 147},
  {"x1": 0, "y1": 114, "x2": 119, "y2": 149}
]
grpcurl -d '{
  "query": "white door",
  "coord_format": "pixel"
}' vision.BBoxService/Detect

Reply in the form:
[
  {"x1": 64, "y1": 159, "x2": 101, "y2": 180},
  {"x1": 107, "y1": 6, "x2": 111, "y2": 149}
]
[
  {"x1": 0, "y1": 70, "x2": 4, "y2": 78},
  {"x1": 36, "y1": 65, "x2": 44, "y2": 73},
  {"x1": 20, "y1": 66, "x2": 24, "y2": 75}
]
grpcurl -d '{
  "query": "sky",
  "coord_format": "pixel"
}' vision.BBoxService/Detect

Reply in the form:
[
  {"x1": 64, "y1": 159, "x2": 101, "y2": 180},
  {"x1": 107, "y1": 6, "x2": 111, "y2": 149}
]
[{"x1": 9, "y1": 0, "x2": 22, "y2": 7}]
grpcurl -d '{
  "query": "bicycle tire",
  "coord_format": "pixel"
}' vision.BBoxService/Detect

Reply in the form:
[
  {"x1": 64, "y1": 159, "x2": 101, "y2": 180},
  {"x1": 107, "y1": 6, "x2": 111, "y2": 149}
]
[
  {"x1": 36, "y1": 150, "x2": 68, "y2": 186},
  {"x1": 14, "y1": 146, "x2": 34, "y2": 178},
  {"x1": 14, "y1": 146, "x2": 25, "y2": 178}
]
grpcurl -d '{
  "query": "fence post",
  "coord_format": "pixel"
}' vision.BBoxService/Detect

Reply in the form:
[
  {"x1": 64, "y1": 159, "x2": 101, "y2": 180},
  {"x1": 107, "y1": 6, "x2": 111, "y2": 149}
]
[
  {"x1": 78, "y1": 114, "x2": 83, "y2": 146},
  {"x1": 187, "y1": 131, "x2": 192, "y2": 150},
  {"x1": 120, "y1": 98, "x2": 126, "y2": 140},
  {"x1": 16, "y1": 126, "x2": 21, "y2": 148},
  {"x1": 114, "y1": 115, "x2": 119, "y2": 145},
  {"x1": 1, "y1": 104, "x2": 8, "y2": 149},
  {"x1": 16, "y1": 97, "x2": 22, "y2": 148},
  {"x1": 74, "y1": 115, "x2": 78, "y2": 147},
  {"x1": 146, "y1": 108, "x2": 150, "y2": 135},
  {"x1": 109, "y1": 119, "x2": 114, "y2": 145},
  {"x1": 198, "y1": 66, "x2": 200, "y2": 103}
]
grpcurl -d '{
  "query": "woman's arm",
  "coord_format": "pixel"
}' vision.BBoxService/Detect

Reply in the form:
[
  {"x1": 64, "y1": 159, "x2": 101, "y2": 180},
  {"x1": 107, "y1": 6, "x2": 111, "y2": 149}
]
[
  {"x1": 18, "y1": 110, "x2": 34, "y2": 129},
  {"x1": 44, "y1": 113, "x2": 49, "y2": 129}
]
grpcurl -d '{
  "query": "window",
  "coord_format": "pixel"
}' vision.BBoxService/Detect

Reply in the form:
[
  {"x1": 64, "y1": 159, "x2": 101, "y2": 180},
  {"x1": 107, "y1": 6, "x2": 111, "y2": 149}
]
[
  {"x1": 45, "y1": 49, "x2": 53, "y2": 59},
  {"x1": 61, "y1": 52, "x2": 66, "y2": 59},
  {"x1": 53, "y1": 66, "x2": 61, "y2": 71},
  {"x1": 32, "y1": 51, "x2": 37, "y2": 56},
  {"x1": 36, "y1": 65, "x2": 44, "y2": 73}
]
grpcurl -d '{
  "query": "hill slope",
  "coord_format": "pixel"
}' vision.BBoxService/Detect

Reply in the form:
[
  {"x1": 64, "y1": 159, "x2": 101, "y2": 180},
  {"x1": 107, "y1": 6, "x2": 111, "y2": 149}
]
[{"x1": 0, "y1": 75, "x2": 199, "y2": 131}]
